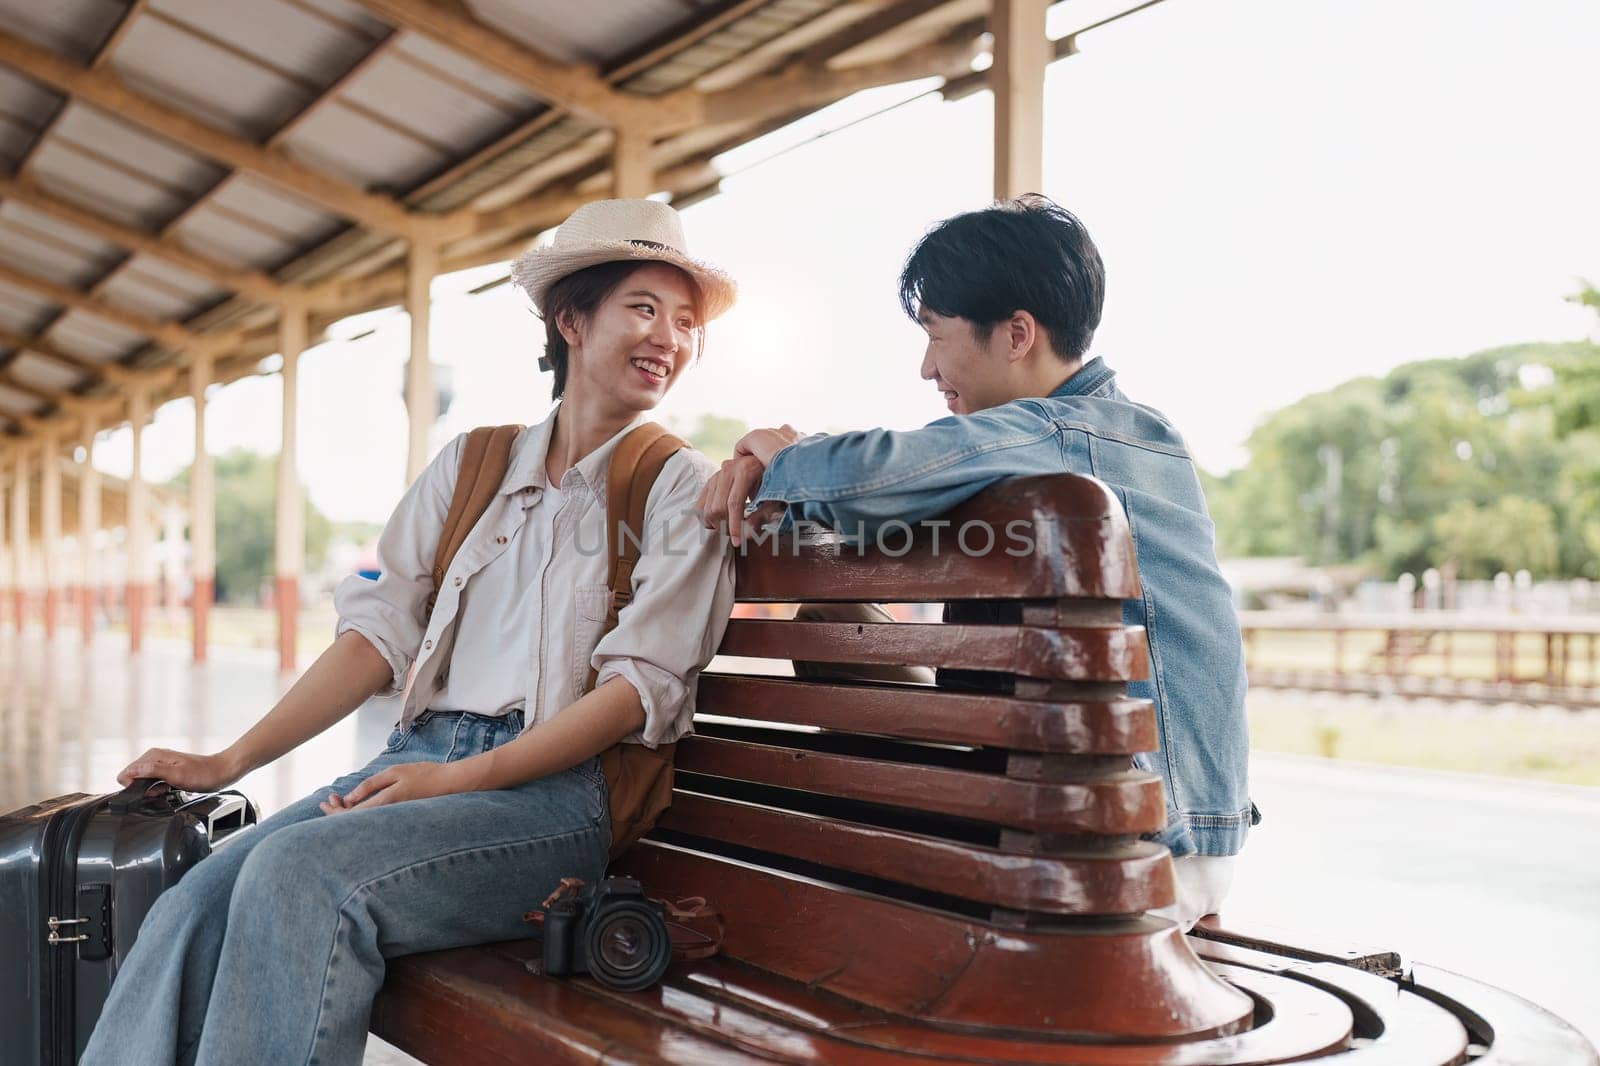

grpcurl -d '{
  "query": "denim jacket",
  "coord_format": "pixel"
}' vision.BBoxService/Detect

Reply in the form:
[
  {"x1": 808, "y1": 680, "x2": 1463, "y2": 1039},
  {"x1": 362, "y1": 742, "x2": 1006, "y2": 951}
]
[{"x1": 753, "y1": 357, "x2": 1256, "y2": 857}]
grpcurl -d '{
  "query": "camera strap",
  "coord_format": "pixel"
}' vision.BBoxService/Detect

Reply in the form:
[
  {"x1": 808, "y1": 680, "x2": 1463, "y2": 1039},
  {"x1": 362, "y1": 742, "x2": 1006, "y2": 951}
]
[
  {"x1": 660, "y1": 895, "x2": 723, "y2": 961},
  {"x1": 522, "y1": 878, "x2": 724, "y2": 961}
]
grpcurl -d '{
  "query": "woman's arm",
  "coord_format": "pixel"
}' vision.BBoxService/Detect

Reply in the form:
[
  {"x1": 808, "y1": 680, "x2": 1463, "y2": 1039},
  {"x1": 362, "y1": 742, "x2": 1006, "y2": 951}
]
[
  {"x1": 326, "y1": 677, "x2": 644, "y2": 810},
  {"x1": 453, "y1": 677, "x2": 643, "y2": 791},
  {"x1": 221, "y1": 630, "x2": 396, "y2": 779}
]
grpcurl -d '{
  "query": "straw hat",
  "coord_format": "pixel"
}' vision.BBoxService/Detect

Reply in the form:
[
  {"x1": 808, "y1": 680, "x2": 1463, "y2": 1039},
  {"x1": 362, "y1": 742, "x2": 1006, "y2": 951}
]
[{"x1": 511, "y1": 198, "x2": 737, "y2": 322}]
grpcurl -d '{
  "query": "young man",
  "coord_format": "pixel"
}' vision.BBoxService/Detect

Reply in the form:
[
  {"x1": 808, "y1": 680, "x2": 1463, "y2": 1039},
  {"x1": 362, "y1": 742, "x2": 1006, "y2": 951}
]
[{"x1": 697, "y1": 195, "x2": 1256, "y2": 929}]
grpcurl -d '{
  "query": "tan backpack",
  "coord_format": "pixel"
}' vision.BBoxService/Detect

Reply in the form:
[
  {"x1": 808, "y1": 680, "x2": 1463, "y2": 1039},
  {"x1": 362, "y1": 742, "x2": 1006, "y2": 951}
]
[{"x1": 429, "y1": 422, "x2": 688, "y2": 862}]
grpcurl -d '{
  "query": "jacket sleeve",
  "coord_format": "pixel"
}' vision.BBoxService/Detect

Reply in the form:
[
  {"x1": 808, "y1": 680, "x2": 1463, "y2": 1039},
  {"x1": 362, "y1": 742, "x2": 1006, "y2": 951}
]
[
  {"x1": 592, "y1": 450, "x2": 737, "y2": 747},
  {"x1": 332, "y1": 432, "x2": 467, "y2": 696},
  {"x1": 751, "y1": 401, "x2": 1064, "y2": 538}
]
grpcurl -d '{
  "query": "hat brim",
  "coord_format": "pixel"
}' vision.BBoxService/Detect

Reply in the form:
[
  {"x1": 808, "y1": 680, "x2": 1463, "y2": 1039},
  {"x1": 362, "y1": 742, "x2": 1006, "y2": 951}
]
[{"x1": 511, "y1": 240, "x2": 737, "y2": 323}]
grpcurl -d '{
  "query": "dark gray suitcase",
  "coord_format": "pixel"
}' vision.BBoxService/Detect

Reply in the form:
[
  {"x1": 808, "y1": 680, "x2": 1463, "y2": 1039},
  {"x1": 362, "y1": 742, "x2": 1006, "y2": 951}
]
[{"x1": 0, "y1": 777, "x2": 258, "y2": 1066}]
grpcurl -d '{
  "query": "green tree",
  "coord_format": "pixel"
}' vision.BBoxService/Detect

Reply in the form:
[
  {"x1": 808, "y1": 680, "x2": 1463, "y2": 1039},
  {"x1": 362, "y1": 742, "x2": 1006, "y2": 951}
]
[
  {"x1": 677, "y1": 413, "x2": 749, "y2": 463},
  {"x1": 1204, "y1": 338, "x2": 1599, "y2": 577},
  {"x1": 1431, "y1": 496, "x2": 1560, "y2": 578},
  {"x1": 1553, "y1": 281, "x2": 1600, "y2": 436},
  {"x1": 168, "y1": 450, "x2": 332, "y2": 603}
]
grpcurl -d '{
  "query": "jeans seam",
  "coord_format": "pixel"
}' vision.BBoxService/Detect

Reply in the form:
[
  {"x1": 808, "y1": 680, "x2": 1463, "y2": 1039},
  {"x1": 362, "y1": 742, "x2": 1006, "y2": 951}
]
[
  {"x1": 443, "y1": 713, "x2": 469, "y2": 761},
  {"x1": 302, "y1": 822, "x2": 605, "y2": 1065}
]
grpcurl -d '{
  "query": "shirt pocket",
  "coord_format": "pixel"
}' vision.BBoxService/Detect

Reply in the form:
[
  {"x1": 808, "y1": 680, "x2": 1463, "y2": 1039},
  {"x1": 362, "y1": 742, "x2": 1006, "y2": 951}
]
[{"x1": 571, "y1": 583, "x2": 613, "y2": 697}]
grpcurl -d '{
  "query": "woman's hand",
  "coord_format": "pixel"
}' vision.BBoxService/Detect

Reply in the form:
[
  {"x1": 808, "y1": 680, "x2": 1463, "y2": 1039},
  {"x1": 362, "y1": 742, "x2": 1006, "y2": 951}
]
[
  {"x1": 117, "y1": 748, "x2": 239, "y2": 791},
  {"x1": 733, "y1": 424, "x2": 803, "y2": 465},
  {"x1": 697, "y1": 454, "x2": 768, "y2": 544},
  {"x1": 320, "y1": 761, "x2": 467, "y2": 815}
]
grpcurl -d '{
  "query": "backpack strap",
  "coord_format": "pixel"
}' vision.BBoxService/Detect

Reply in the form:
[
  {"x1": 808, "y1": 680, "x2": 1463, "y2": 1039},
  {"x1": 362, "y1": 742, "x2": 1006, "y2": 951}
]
[
  {"x1": 585, "y1": 422, "x2": 688, "y2": 692},
  {"x1": 427, "y1": 424, "x2": 521, "y2": 620}
]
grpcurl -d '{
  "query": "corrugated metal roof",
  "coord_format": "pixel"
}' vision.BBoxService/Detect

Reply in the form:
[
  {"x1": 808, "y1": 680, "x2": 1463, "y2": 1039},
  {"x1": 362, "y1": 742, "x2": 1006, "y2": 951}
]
[
  {"x1": 0, "y1": 0, "x2": 1047, "y2": 433},
  {"x1": 9, "y1": 350, "x2": 85, "y2": 392},
  {"x1": 0, "y1": 0, "x2": 121, "y2": 61},
  {"x1": 466, "y1": 0, "x2": 704, "y2": 66}
]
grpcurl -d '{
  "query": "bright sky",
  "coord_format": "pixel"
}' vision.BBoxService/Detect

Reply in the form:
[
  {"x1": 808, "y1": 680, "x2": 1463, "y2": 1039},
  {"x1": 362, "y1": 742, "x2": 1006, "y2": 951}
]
[{"x1": 93, "y1": 0, "x2": 1600, "y2": 525}]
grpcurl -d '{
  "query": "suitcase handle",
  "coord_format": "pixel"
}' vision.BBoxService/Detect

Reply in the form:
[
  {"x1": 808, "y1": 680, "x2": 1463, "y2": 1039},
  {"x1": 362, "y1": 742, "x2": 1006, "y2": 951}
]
[
  {"x1": 107, "y1": 777, "x2": 176, "y2": 814},
  {"x1": 175, "y1": 789, "x2": 259, "y2": 842}
]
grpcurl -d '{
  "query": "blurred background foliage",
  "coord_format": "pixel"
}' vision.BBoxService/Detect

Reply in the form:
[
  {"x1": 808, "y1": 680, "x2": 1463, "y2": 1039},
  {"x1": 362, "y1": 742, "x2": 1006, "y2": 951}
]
[{"x1": 1203, "y1": 284, "x2": 1600, "y2": 578}]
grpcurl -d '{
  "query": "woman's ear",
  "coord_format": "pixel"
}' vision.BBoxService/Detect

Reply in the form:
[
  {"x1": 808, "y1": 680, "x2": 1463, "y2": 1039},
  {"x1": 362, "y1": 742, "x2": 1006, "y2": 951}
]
[{"x1": 556, "y1": 309, "x2": 584, "y2": 348}]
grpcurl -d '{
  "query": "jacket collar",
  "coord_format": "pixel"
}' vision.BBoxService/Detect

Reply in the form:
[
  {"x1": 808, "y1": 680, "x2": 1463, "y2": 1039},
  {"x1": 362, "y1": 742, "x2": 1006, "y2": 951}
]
[
  {"x1": 499, "y1": 402, "x2": 649, "y2": 509},
  {"x1": 1047, "y1": 355, "x2": 1116, "y2": 399}
]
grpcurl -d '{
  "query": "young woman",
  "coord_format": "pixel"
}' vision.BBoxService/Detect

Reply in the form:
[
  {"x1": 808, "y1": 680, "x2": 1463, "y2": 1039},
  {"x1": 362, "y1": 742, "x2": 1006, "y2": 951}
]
[{"x1": 81, "y1": 199, "x2": 738, "y2": 1066}]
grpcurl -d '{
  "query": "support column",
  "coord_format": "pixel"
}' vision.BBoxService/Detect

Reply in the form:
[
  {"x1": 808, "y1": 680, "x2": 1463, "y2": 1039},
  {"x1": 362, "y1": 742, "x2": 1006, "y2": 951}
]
[
  {"x1": 128, "y1": 386, "x2": 152, "y2": 655},
  {"x1": 79, "y1": 417, "x2": 100, "y2": 644},
  {"x1": 190, "y1": 349, "x2": 214, "y2": 663},
  {"x1": 992, "y1": 0, "x2": 1050, "y2": 200},
  {"x1": 0, "y1": 463, "x2": 11, "y2": 631},
  {"x1": 405, "y1": 240, "x2": 438, "y2": 485},
  {"x1": 41, "y1": 433, "x2": 61, "y2": 641},
  {"x1": 12, "y1": 450, "x2": 30, "y2": 633},
  {"x1": 277, "y1": 304, "x2": 307, "y2": 674},
  {"x1": 160, "y1": 505, "x2": 184, "y2": 620},
  {"x1": 612, "y1": 128, "x2": 655, "y2": 199}
]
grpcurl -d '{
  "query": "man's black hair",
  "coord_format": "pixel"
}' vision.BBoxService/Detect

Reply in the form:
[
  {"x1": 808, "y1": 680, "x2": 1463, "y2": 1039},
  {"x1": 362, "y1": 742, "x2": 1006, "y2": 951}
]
[{"x1": 898, "y1": 193, "x2": 1104, "y2": 361}]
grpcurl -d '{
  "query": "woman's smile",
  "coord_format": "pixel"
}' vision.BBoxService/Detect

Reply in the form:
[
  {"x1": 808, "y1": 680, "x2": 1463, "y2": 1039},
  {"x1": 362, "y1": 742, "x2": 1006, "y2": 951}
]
[{"x1": 630, "y1": 355, "x2": 670, "y2": 385}]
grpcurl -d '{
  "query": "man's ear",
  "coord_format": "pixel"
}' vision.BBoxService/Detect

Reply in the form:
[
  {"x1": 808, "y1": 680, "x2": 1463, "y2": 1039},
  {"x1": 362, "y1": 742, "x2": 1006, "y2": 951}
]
[{"x1": 1003, "y1": 311, "x2": 1038, "y2": 365}]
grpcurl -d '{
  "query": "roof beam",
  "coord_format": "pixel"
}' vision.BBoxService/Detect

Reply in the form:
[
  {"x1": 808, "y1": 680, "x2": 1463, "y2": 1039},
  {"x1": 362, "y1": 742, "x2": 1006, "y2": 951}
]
[
  {"x1": 0, "y1": 261, "x2": 193, "y2": 350},
  {"x1": 0, "y1": 25, "x2": 418, "y2": 236},
  {"x1": 0, "y1": 324, "x2": 132, "y2": 384},
  {"x1": 9, "y1": 0, "x2": 147, "y2": 176},
  {"x1": 89, "y1": 0, "x2": 149, "y2": 70},
  {"x1": 0, "y1": 361, "x2": 63, "y2": 406},
  {"x1": 603, "y1": 0, "x2": 773, "y2": 86},
  {"x1": 0, "y1": 173, "x2": 287, "y2": 304},
  {"x1": 349, "y1": 0, "x2": 648, "y2": 128},
  {"x1": 655, "y1": 29, "x2": 984, "y2": 135}
]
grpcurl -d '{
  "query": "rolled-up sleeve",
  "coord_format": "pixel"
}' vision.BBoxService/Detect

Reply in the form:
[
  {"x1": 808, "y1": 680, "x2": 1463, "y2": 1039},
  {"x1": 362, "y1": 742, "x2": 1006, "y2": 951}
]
[
  {"x1": 593, "y1": 451, "x2": 737, "y2": 747},
  {"x1": 333, "y1": 432, "x2": 466, "y2": 696}
]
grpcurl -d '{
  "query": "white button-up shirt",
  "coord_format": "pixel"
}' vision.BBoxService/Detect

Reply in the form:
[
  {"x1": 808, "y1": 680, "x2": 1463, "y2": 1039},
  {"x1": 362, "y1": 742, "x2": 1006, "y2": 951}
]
[{"x1": 332, "y1": 407, "x2": 736, "y2": 747}]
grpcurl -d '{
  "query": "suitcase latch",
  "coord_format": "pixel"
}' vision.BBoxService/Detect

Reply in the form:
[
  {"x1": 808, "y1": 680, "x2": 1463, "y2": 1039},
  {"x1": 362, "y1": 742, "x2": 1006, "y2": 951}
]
[
  {"x1": 46, "y1": 884, "x2": 113, "y2": 955},
  {"x1": 46, "y1": 916, "x2": 88, "y2": 946}
]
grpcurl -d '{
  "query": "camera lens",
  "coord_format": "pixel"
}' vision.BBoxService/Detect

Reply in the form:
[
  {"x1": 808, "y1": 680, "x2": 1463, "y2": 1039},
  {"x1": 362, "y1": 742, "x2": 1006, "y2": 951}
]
[{"x1": 584, "y1": 900, "x2": 671, "y2": 991}]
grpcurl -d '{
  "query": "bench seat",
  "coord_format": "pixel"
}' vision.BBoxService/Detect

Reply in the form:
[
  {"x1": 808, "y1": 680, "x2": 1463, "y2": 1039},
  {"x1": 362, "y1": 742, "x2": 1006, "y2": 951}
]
[{"x1": 370, "y1": 475, "x2": 1598, "y2": 1064}]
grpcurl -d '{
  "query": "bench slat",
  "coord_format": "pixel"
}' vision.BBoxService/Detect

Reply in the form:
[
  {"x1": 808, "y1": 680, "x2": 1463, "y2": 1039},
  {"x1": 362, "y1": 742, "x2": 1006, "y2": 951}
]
[
  {"x1": 372, "y1": 941, "x2": 766, "y2": 1065},
  {"x1": 612, "y1": 842, "x2": 1253, "y2": 1039},
  {"x1": 696, "y1": 674, "x2": 1157, "y2": 753},
  {"x1": 733, "y1": 474, "x2": 1140, "y2": 602},
  {"x1": 675, "y1": 735, "x2": 1166, "y2": 835},
  {"x1": 718, "y1": 619, "x2": 1148, "y2": 682},
  {"x1": 656, "y1": 790, "x2": 1174, "y2": 913}
]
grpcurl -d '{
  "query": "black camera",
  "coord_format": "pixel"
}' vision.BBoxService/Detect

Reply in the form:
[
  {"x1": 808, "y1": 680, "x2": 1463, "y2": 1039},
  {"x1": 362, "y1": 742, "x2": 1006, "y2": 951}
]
[{"x1": 540, "y1": 876, "x2": 673, "y2": 991}]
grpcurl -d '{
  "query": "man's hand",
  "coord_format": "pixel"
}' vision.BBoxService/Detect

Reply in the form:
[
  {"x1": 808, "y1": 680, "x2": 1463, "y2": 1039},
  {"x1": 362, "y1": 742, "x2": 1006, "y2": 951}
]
[
  {"x1": 734, "y1": 424, "x2": 803, "y2": 465},
  {"x1": 697, "y1": 454, "x2": 770, "y2": 546},
  {"x1": 320, "y1": 761, "x2": 468, "y2": 815}
]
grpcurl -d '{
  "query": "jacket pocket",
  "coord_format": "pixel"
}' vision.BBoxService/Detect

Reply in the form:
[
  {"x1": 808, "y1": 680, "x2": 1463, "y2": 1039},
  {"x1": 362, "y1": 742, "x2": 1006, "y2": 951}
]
[{"x1": 572, "y1": 583, "x2": 613, "y2": 696}]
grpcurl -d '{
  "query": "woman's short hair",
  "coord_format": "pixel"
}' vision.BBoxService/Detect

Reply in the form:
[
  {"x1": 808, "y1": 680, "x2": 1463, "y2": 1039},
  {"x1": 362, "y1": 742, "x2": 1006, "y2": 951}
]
[
  {"x1": 538, "y1": 260, "x2": 706, "y2": 400},
  {"x1": 898, "y1": 194, "x2": 1105, "y2": 361}
]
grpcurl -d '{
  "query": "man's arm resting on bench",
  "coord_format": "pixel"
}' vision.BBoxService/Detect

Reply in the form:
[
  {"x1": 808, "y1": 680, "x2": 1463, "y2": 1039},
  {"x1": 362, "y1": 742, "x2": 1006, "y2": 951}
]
[{"x1": 745, "y1": 406, "x2": 1066, "y2": 538}]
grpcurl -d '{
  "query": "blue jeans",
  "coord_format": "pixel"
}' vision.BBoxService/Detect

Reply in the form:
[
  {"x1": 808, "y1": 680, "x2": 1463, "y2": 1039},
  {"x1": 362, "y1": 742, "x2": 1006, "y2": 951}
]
[{"x1": 80, "y1": 709, "x2": 610, "y2": 1066}]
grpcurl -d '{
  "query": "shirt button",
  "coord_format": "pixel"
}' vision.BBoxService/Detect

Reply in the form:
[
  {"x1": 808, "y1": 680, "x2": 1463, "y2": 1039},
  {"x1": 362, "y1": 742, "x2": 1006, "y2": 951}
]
[
  {"x1": 423, "y1": 639, "x2": 433, "y2": 650},
  {"x1": 496, "y1": 535, "x2": 507, "y2": 544},
  {"x1": 454, "y1": 576, "x2": 462, "y2": 587}
]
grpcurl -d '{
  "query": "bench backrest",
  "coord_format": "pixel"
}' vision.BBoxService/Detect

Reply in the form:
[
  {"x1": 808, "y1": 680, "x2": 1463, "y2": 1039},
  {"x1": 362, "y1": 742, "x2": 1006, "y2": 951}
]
[{"x1": 612, "y1": 474, "x2": 1254, "y2": 1040}]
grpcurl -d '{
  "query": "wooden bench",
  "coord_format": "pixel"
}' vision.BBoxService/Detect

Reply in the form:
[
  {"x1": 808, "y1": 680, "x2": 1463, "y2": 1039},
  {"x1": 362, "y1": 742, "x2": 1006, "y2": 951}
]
[{"x1": 371, "y1": 475, "x2": 1599, "y2": 1065}]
